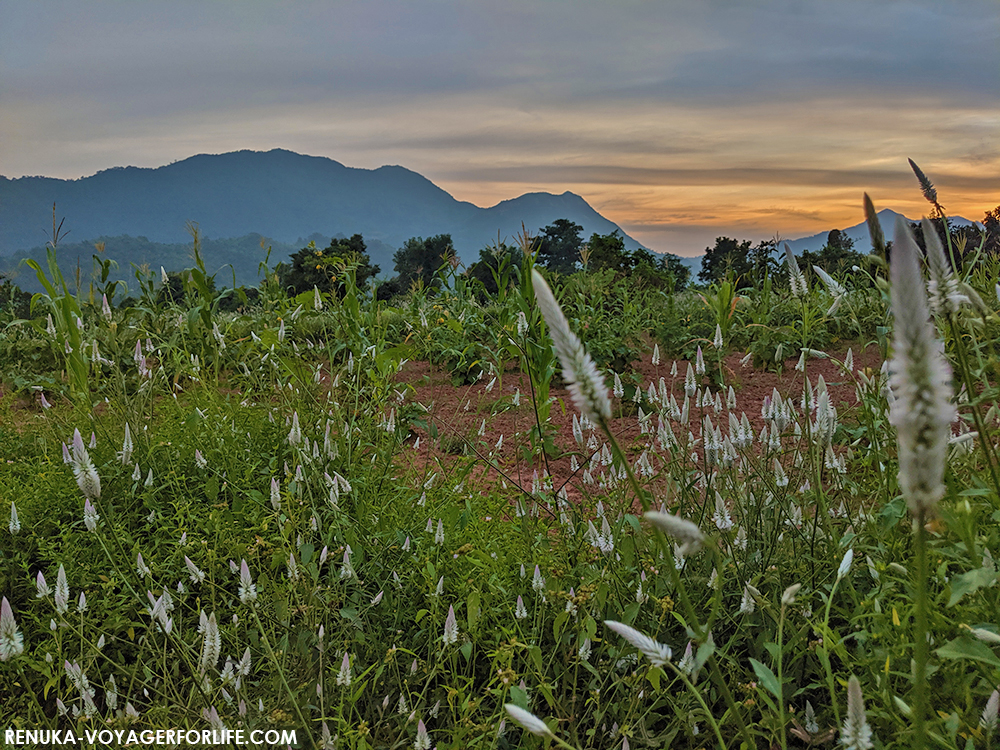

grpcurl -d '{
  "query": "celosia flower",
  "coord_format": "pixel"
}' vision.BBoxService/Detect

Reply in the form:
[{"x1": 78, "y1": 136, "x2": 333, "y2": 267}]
[
  {"x1": 71, "y1": 429, "x2": 101, "y2": 500},
  {"x1": 336, "y1": 652, "x2": 351, "y2": 686},
  {"x1": 785, "y1": 244, "x2": 808, "y2": 298},
  {"x1": 185, "y1": 556, "x2": 205, "y2": 584},
  {"x1": 0, "y1": 597, "x2": 25, "y2": 661},
  {"x1": 198, "y1": 611, "x2": 221, "y2": 674},
  {"x1": 531, "y1": 565, "x2": 545, "y2": 593},
  {"x1": 604, "y1": 620, "x2": 672, "y2": 666},
  {"x1": 515, "y1": 595, "x2": 528, "y2": 620},
  {"x1": 83, "y1": 498, "x2": 99, "y2": 532},
  {"x1": 531, "y1": 269, "x2": 611, "y2": 422},
  {"x1": 442, "y1": 604, "x2": 458, "y2": 645},
  {"x1": 841, "y1": 675, "x2": 874, "y2": 749},
  {"x1": 644, "y1": 511, "x2": 704, "y2": 555},
  {"x1": 136, "y1": 553, "x2": 151, "y2": 577},
  {"x1": 889, "y1": 217, "x2": 954, "y2": 515},
  {"x1": 504, "y1": 704, "x2": 552, "y2": 737},
  {"x1": 837, "y1": 549, "x2": 854, "y2": 580},
  {"x1": 116, "y1": 423, "x2": 133, "y2": 466},
  {"x1": 238, "y1": 560, "x2": 257, "y2": 604},
  {"x1": 981, "y1": 689, "x2": 999, "y2": 732},
  {"x1": 414, "y1": 720, "x2": 431, "y2": 750},
  {"x1": 9, "y1": 502, "x2": 20, "y2": 534},
  {"x1": 813, "y1": 265, "x2": 846, "y2": 315},
  {"x1": 54, "y1": 564, "x2": 69, "y2": 615}
]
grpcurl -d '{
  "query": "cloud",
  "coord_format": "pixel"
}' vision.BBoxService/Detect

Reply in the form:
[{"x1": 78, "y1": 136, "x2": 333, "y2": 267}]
[{"x1": 1, "y1": 0, "x2": 997, "y2": 255}]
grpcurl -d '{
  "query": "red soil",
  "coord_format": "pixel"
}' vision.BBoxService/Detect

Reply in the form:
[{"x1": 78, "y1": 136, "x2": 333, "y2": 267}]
[{"x1": 395, "y1": 344, "x2": 886, "y2": 510}]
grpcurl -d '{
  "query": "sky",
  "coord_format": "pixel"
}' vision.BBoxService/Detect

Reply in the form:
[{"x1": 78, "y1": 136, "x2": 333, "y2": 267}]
[{"x1": 1, "y1": 0, "x2": 997, "y2": 257}]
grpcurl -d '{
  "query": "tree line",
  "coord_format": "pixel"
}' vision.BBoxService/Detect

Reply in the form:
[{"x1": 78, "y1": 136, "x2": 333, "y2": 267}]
[{"x1": 275, "y1": 219, "x2": 693, "y2": 300}]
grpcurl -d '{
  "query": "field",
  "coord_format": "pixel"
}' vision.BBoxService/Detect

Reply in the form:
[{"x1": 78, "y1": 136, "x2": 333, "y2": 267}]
[{"x1": 2, "y1": 197, "x2": 1000, "y2": 750}]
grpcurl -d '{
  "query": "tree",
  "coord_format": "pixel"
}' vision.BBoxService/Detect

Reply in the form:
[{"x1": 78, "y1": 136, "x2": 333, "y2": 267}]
[
  {"x1": 466, "y1": 243, "x2": 524, "y2": 296},
  {"x1": 747, "y1": 239, "x2": 780, "y2": 284},
  {"x1": 698, "y1": 237, "x2": 754, "y2": 285},
  {"x1": 981, "y1": 205, "x2": 1000, "y2": 256},
  {"x1": 537, "y1": 219, "x2": 584, "y2": 274},
  {"x1": 658, "y1": 252, "x2": 691, "y2": 291},
  {"x1": 276, "y1": 234, "x2": 380, "y2": 296},
  {"x1": 585, "y1": 231, "x2": 628, "y2": 273},
  {"x1": 392, "y1": 234, "x2": 455, "y2": 289}
]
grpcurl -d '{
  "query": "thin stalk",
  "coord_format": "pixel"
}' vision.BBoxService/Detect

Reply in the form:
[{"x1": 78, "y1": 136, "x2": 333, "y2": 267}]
[
  {"x1": 949, "y1": 326, "x2": 1000, "y2": 494},
  {"x1": 251, "y1": 606, "x2": 317, "y2": 749},
  {"x1": 777, "y1": 603, "x2": 788, "y2": 750},
  {"x1": 912, "y1": 513, "x2": 929, "y2": 750},
  {"x1": 601, "y1": 418, "x2": 755, "y2": 748},
  {"x1": 819, "y1": 574, "x2": 843, "y2": 728},
  {"x1": 667, "y1": 662, "x2": 728, "y2": 750}
]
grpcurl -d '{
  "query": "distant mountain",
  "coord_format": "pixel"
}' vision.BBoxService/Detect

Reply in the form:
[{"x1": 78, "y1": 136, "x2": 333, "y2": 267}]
[
  {"x1": 783, "y1": 209, "x2": 979, "y2": 256},
  {"x1": 0, "y1": 149, "x2": 646, "y2": 278},
  {"x1": 674, "y1": 209, "x2": 983, "y2": 281}
]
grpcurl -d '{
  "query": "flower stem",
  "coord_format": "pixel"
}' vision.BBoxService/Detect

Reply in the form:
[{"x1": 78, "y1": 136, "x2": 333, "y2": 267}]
[{"x1": 912, "y1": 512, "x2": 929, "y2": 750}]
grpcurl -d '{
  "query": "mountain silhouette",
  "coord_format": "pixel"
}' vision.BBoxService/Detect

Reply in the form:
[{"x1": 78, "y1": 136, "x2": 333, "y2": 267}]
[{"x1": 0, "y1": 149, "x2": 645, "y2": 277}]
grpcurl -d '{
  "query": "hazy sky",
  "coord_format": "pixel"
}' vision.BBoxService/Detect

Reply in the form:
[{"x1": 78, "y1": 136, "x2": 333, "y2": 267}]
[{"x1": 2, "y1": 1, "x2": 997, "y2": 256}]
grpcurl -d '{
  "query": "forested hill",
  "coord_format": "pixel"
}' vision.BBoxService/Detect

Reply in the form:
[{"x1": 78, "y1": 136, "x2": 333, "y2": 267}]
[{"x1": 0, "y1": 149, "x2": 645, "y2": 269}]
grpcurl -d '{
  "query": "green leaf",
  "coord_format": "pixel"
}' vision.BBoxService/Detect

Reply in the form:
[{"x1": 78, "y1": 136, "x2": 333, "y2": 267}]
[
  {"x1": 646, "y1": 666, "x2": 663, "y2": 691},
  {"x1": 509, "y1": 685, "x2": 529, "y2": 709},
  {"x1": 937, "y1": 636, "x2": 1000, "y2": 667},
  {"x1": 527, "y1": 644, "x2": 543, "y2": 673},
  {"x1": 947, "y1": 567, "x2": 998, "y2": 606},
  {"x1": 467, "y1": 590, "x2": 480, "y2": 632},
  {"x1": 460, "y1": 641, "x2": 473, "y2": 662},
  {"x1": 749, "y1": 658, "x2": 782, "y2": 701},
  {"x1": 554, "y1": 611, "x2": 569, "y2": 642}
]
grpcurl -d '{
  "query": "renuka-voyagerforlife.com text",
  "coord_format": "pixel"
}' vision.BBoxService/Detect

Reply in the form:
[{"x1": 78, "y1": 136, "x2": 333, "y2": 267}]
[{"x1": 4, "y1": 728, "x2": 298, "y2": 746}]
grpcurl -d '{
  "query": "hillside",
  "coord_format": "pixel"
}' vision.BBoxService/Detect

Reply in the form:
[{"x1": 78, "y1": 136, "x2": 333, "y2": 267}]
[{"x1": 0, "y1": 149, "x2": 645, "y2": 277}]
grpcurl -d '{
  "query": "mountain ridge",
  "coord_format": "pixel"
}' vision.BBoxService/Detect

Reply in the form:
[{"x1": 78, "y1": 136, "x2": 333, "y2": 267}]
[{"x1": 0, "y1": 149, "x2": 644, "y2": 269}]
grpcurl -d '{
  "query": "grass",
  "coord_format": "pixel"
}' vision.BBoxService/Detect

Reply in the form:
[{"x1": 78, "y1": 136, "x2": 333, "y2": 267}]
[{"x1": 2, "y1": 178, "x2": 1000, "y2": 749}]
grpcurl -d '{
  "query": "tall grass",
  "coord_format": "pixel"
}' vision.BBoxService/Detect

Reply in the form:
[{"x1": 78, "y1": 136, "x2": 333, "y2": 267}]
[{"x1": 2, "y1": 170, "x2": 1000, "y2": 749}]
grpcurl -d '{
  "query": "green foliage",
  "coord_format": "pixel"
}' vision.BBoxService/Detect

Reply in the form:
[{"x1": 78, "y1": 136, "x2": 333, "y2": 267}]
[
  {"x1": 392, "y1": 234, "x2": 455, "y2": 290},
  {"x1": 276, "y1": 234, "x2": 380, "y2": 297},
  {"x1": 7, "y1": 180, "x2": 1000, "y2": 749},
  {"x1": 799, "y1": 229, "x2": 867, "y2": 275},
  {"x1": 536, "y1": 219, "x2": 583, "y2": 274}
]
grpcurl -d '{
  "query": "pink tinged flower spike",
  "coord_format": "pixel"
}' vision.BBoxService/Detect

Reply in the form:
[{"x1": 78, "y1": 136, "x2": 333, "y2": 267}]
[
  {"x1": 54, "y1": 564, "x2": 69, "y2": 615},
  {"x1": 442, "y1": 604, "x2": 459, "y2": 645},
  {"x1": 841, "y1": 675, "x2": 874, "y2": 750},
  {"x1": 199, "y1": 611, "x2": 221, "y2": 674},
  {"x1": 119, "y1": 423, "x2": 133, "y2": 465},
  {"x1": 83, "y1": 498, "x2": 99, "y2": 532},
  {"x1": 531, "y1": 269, "x2": 611, "y2": 423},
  {"x1": 35, "y1": 571, "x2": 51, "y2": 598},
  {"x1": 515, "y1": 595, "x2": 528, "y2": 620},
  {"x1": 336, "y1": 652, "x2": 351, "y2": 686},
  {"x1": 238, "y1": 559, "x2": 257, "y2": 604},
  {"x1": 604, "y1": 620, "x2": 672, "y2": 666},
  {"x1": 414, "y1": 719, "x2": 431, "y2": 750},
  {"x1": 185, "y1": 556, "x2": 205, "y2": 584},
  {"x1": 504, "y1": 703, "x2": 553, "y2": 737},
  {"x1": 9, "y1": 502, "x2": 20, "y2": 534},
  {"x1": 0, "y1": 596, "x2": 25, "y2": 661},
  {"x1": 889, "y1": 217, "x2": 955, "y2": 516},
  {"x1": 270, "y1": 477, "x2": 281, "y2": 511}
]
